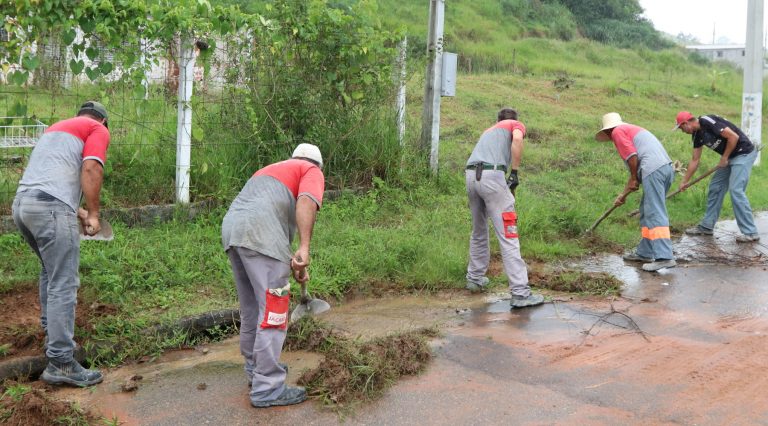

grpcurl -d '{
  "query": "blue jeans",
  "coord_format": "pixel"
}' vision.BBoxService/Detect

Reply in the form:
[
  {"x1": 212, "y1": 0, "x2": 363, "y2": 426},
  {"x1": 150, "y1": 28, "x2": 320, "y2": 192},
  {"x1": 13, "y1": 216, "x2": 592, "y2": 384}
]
[
  {"x1": 637, "y1": 164, "x2": 674, "y2": 260},
  {"x1": 12, "y1": 190, "x2": 80, "y2": 363},
  {"x1": 700, "y1": 150, "x2": 758, "y2": 236}
]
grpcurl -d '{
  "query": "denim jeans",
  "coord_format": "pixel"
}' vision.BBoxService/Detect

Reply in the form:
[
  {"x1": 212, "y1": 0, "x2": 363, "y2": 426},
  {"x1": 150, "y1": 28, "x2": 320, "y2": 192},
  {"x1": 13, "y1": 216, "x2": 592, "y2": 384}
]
[
  {"x1": 700, "y1": 150, "x2": 758, "y2": 236},
  {"x1": 12, "y1": 190, "x2": 80, "y2": 363}
]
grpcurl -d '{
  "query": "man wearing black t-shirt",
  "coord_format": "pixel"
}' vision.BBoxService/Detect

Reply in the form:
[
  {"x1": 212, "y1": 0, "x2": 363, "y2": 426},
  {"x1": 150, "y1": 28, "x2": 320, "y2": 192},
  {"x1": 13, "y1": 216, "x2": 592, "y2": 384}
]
[{"x1": 674, "y1": 111, "x2": 759, "y2": 243}]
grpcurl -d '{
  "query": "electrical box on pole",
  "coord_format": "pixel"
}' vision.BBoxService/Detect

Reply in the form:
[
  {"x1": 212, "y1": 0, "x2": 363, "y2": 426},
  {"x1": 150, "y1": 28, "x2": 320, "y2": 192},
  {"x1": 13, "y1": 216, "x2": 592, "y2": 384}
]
[{"x1": 441, "y1": 52, "x2": 457, "y2": 97}]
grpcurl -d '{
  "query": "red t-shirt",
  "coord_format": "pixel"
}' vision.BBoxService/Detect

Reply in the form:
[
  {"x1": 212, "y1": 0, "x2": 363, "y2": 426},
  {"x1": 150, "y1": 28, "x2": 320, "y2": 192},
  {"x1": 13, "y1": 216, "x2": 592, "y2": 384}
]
[
  {"x1": 45, "y1": 116, "x2": 110, "y2": 164},
  {"x1": 610, "y1": 123, "x2": 642, "y2": 161},
  {"x1": 254, "y1": 159, "x2": 325, "y2": 207}
]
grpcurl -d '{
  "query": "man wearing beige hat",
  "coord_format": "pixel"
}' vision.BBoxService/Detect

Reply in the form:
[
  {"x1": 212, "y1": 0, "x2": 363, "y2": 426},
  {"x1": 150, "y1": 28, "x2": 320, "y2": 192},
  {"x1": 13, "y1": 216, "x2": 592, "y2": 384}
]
[
  {"x1": 596, "y1": 112, "x2": 676, "y2": 272},
  {"x1": 221, "y1": 143, "x2": 325, "y2": 407},
  {"x1": 674, "y1": 111, "x2": 759, "y2": 242}
]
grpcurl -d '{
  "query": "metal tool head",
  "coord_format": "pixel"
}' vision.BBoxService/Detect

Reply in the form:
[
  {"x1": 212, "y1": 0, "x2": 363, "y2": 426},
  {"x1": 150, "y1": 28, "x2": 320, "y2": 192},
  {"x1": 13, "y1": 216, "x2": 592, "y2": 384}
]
[
  {"x1": 79, "y1": 219, "x2": 114, "y2": 241},
  {"x1": 290, "y1": 281, "x2": 331, "y2": 322}
]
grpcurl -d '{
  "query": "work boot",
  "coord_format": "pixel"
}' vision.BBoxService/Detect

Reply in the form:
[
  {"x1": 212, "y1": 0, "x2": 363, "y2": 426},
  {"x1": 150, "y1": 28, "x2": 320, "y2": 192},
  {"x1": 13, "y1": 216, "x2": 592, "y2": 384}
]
[
  {"x1": 641, "y1": 259, "x2": 677, "y2": 272},
  {"x1": 251, "y1": 386, "x2": 307, "y2": 408},
  {"x1": 248, "y1": 363, "x2": 289, "y2": 387},
  {"x1": 40, "y1": 359, "x2": 103, "y2": 387},
  {"x1": 735, "y1": 234, "x2": 760, "y2": 243},
  {"x1": 510, "y1": 293, "x2": 545, "y2": 309},
  {"x1": 622, "y1": 252, "x2": 654, "y2": 263},
  {"x1": 685, "y1": 225, "x2": 713, "y2": 236},
  {"x1": 465, "y1": 277, "x2": 489, "y2": 293}
]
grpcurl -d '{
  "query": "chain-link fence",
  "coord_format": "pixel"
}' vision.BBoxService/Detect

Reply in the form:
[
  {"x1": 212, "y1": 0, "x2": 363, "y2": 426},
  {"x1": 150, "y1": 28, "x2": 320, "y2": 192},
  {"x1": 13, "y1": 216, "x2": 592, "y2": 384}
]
[{"x1": 1, "y1": 28, "x2": 408, "y2": 216}]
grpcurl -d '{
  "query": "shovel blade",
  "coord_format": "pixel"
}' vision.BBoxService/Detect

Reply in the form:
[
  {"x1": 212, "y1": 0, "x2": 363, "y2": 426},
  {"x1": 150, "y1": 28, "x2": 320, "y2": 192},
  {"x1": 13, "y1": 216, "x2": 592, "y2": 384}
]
[{"x1": 290, "y1": 298, "x2": 331, "y2": 323}]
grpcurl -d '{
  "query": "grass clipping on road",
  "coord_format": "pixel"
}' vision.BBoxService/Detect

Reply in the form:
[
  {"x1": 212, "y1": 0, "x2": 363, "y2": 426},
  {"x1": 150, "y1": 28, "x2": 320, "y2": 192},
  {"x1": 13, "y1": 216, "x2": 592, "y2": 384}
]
[
  {"x1": 531, "y1": 269, "x2": 623, "y2": 296},
  {"x1": 285, "y1": 317, "x2": 438, "y2": 407}
]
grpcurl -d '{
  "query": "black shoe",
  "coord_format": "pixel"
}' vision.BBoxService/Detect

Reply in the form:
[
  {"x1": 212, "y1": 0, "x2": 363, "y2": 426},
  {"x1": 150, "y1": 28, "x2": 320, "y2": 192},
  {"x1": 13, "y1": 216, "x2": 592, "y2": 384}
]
[
  {"x1": 251, "y1": 386, "x2": 307, "y2": 408},
  {"x1": 40, "y1": 360, "x2": 103, "y2": 387}
]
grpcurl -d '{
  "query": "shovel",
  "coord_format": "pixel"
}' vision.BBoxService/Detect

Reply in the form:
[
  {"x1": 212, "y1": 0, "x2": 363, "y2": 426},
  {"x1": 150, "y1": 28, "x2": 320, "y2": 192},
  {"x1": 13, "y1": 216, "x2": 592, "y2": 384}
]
[
  {"x1": 79, "y1": 219, "x2": 114, "y2": 241},
  {"x1": 290, "y1": 267, "x2": 330, "y2": 323}
]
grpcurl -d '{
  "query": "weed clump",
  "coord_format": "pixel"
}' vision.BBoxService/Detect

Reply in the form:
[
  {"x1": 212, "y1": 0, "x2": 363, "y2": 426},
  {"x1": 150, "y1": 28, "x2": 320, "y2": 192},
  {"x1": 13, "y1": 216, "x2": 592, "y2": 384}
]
[
  {"x1": 285, "y1": 318, "x2": 437, "y2": 407},
  {"x1": 531, "y1": 270, "x2": 622, "y2": 296}
]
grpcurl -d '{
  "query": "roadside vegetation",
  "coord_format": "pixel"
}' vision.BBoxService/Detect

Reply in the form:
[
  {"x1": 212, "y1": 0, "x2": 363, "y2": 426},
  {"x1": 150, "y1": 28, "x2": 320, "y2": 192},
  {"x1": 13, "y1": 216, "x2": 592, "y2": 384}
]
[{"x1": 2, "y1": 0, "x2": 767, "y2": 366}]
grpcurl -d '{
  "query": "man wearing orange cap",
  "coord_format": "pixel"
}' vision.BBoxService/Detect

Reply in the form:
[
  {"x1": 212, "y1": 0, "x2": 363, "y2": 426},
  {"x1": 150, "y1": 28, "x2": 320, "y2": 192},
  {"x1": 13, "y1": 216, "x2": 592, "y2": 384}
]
[
  {"x1": 674, "y1": 111, "x2": 759, "y2": 243},
  {"x1": 596, "y1": 112, "x2": 676, "y2": 272}
]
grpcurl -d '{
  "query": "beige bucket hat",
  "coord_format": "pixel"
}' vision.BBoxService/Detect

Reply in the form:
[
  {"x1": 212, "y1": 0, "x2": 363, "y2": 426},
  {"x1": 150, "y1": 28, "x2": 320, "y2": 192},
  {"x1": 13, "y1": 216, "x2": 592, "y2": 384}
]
[{"x1": 595, "y1": 112, "x2": 624, "y2": 141}]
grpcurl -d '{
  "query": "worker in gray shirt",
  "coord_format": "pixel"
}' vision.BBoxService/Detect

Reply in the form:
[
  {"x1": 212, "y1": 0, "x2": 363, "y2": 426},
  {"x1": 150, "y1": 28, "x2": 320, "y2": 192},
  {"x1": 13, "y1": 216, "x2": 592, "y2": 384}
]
[{"x1": 465, "y1": 108, "x2": 544, "y2": 309}]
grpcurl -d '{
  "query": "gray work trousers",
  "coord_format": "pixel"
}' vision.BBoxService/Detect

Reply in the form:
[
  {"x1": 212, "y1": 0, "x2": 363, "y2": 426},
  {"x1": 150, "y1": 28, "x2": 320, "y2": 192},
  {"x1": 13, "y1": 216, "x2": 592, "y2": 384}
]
[
  {"x1": 465, "y1": 169, "x2": 531, "y2": 297},
  {"x1": 12, "y1": 190, "x2": 80, "y2": 363},
  {"x1": 227, "y1": 246, "x2": 290, "y2": 403},
  {"x1": 700, "y1": 150, "x2": 759, "y2": 236}
]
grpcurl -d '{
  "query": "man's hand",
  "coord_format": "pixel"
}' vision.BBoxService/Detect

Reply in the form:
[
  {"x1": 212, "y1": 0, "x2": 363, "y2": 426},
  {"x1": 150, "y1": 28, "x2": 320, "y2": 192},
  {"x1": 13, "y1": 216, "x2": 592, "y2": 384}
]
[
  {"x1": 627, "y1": 178, "x2": 639, "y2": 192},
  {"x1": 83, "y1": 213, "x2": 101, "y2": 236},
  {"x1": 679, "y1": 181, "x2": 690, "y2": 192},
  {"x1": 506, "y1": 170, "x2": 519, "y2": 194},
  {"x1": 717, "y1": 156, "x2": 729, "y2": 168},
  {"x1": 291, "y1": 250, "x2": 310, "y2": 283},
  {"x1": 77, "y1": 208, "x2": 88, "y2": 226}
]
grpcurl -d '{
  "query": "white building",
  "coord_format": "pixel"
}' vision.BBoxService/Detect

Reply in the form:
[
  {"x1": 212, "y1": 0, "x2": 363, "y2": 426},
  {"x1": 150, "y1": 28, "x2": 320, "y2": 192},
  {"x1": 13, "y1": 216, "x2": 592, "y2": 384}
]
[{"x1": 685, "y1": 44, "x2": 746, "y2": 68}]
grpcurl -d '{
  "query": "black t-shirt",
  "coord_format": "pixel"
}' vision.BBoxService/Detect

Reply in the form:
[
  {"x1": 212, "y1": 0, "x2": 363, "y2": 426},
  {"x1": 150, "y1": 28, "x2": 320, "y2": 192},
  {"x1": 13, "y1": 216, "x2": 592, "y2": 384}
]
[{"x1": 692, "y1": 115, "x2": 754, "y2": 158}]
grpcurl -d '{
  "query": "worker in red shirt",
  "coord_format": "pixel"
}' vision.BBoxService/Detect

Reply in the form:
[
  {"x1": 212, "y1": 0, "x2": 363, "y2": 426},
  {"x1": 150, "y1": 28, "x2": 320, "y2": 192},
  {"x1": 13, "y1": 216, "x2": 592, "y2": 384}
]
[
  {"x1": 13, "y1": 101, "x2": 109, "y2": 386},
  {"x1": 221, "y1": 143, "x2": 325, "y2": 408}
]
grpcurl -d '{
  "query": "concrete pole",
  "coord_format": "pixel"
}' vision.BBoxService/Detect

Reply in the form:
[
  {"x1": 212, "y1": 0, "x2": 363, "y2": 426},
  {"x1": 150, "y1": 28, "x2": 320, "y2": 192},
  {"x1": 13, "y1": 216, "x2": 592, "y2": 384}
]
[
  {"x1": 396, "y1": 37, "x2": 408, "y2": 147},
  {"x1": 420, "y1": 0, "x2": 445, "y2": 174},
  {"x1": 742, "y1": 0, "x2": 763, "y2": 166},
  {"x1": 175, "y1": 36, "x2": 195, "y2": 203}
]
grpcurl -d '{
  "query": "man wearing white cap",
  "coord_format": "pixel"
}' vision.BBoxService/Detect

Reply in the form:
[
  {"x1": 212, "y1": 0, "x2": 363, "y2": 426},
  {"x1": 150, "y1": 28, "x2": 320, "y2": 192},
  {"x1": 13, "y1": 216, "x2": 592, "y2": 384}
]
[
  {"x1": 221, "y1": 143, "x2": 325, "y2": 407},
  {"x1": 674, "y1": 111, "x2": 759, "y2": 242},
  {"x1": 596, "y1": 112, "x2": 676, "y2": 272}
]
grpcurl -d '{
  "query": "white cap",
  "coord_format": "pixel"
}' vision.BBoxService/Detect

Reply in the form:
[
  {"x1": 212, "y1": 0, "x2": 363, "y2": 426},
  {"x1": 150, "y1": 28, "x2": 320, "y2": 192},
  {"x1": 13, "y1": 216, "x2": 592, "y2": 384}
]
[
  {"x1": 292, "y1": 143, "x2": 323, "y2": 168},
  {"x1": 595, "y1": 112, "x2": 625, "y2": 141}
]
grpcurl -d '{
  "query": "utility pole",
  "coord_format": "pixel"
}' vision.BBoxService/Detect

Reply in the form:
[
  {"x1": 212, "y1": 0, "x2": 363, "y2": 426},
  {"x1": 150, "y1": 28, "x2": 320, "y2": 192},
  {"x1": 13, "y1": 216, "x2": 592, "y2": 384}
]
[
  {"x1": 420, "y1": 0, "x2": 445, "y2": 174},
  {"x1": 742, "y1": 0, "x2": 763, "y2": 166},
  {"x1": 396, "y1": 37, "x2": 407, "y2": 147}
]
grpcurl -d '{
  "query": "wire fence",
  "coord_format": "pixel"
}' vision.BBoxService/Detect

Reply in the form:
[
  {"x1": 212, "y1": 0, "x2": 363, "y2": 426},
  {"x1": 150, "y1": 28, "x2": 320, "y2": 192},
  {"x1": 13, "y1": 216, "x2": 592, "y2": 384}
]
[{"x1": 0, "y1": 32, "x2": 409, "y2": 216}]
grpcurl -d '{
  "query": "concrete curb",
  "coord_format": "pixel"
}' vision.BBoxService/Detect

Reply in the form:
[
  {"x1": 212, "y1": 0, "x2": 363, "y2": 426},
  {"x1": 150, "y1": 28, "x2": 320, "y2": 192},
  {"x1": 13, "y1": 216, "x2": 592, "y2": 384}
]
[{"x1": 0, "y1": 309, "x2": 240, "y2": 382}]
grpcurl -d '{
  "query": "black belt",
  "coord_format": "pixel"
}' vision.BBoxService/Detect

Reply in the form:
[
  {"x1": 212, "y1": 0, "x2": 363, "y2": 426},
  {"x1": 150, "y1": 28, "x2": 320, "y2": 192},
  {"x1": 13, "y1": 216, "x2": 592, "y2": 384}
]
[{"x1": 466, "y1": 163, "x2": 507, "y2": 172}]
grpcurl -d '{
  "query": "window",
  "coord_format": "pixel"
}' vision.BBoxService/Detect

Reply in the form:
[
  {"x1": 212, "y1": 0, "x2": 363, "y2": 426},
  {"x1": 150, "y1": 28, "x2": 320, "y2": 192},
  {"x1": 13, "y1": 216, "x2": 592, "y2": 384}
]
[{"x1": 717, "y1": 51, "x2": 723, "y2": 58}]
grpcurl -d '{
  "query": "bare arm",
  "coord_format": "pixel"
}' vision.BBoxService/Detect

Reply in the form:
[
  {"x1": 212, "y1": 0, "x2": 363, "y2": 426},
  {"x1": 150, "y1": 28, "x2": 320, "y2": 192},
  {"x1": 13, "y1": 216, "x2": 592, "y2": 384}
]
[
  {"x1": 510, "y1": 129, "x2": 524, "y2": 170},
  {"x1": 80, "y1": 159, "x2": 104, "y2": 234},
  {"x1": 615, "y1": 155, "x2": 639, "y2": 206},
  {"x1": 291, "y1": 195, "x2": 319, "y2": 283},
  {"x1": 680, "y1": 147, "x2": 703, "y2": 190},
  {"x1": 717, "y1": 127, "x2": 739, "y2": 167}
]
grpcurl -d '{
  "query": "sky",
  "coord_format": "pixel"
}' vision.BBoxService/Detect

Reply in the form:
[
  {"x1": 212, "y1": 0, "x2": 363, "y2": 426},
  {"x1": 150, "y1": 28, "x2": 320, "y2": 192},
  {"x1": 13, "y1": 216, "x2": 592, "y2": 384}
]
[{"x1": 638, "y1": 0, "x2": 752, "y2": 45}]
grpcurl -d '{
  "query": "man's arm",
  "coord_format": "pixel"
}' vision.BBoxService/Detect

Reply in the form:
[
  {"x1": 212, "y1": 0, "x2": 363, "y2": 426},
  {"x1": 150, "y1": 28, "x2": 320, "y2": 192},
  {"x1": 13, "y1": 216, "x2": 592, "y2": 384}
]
[
  {"x1": 510, "y1": 129, "x2": 524, "y2": 170},
  {"x1": 615, "y1": 155, "x2": 639, "y2": 206},
  {"x1": 291, "y1": 195, "x2": 318, "y2": 283},
  {"x1": 680, "y1": 147, "x2": 703, "y2": 190},
  {"x1": 717, "y1": 127, "x2": 739, "y2": 167},
  {"x1": 81, "y1": 159, "x2": 104, "y2": 235}
]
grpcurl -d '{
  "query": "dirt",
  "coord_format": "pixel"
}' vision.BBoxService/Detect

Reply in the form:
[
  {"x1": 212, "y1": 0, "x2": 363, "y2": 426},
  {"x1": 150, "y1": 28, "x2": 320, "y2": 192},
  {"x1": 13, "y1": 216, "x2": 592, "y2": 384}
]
[
  {"x1": 0, "y1": 283, "x2": 117, "y2": 360},
  {"x1": 0, "y1": 383, "x2": 100, "y2": 426}
]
